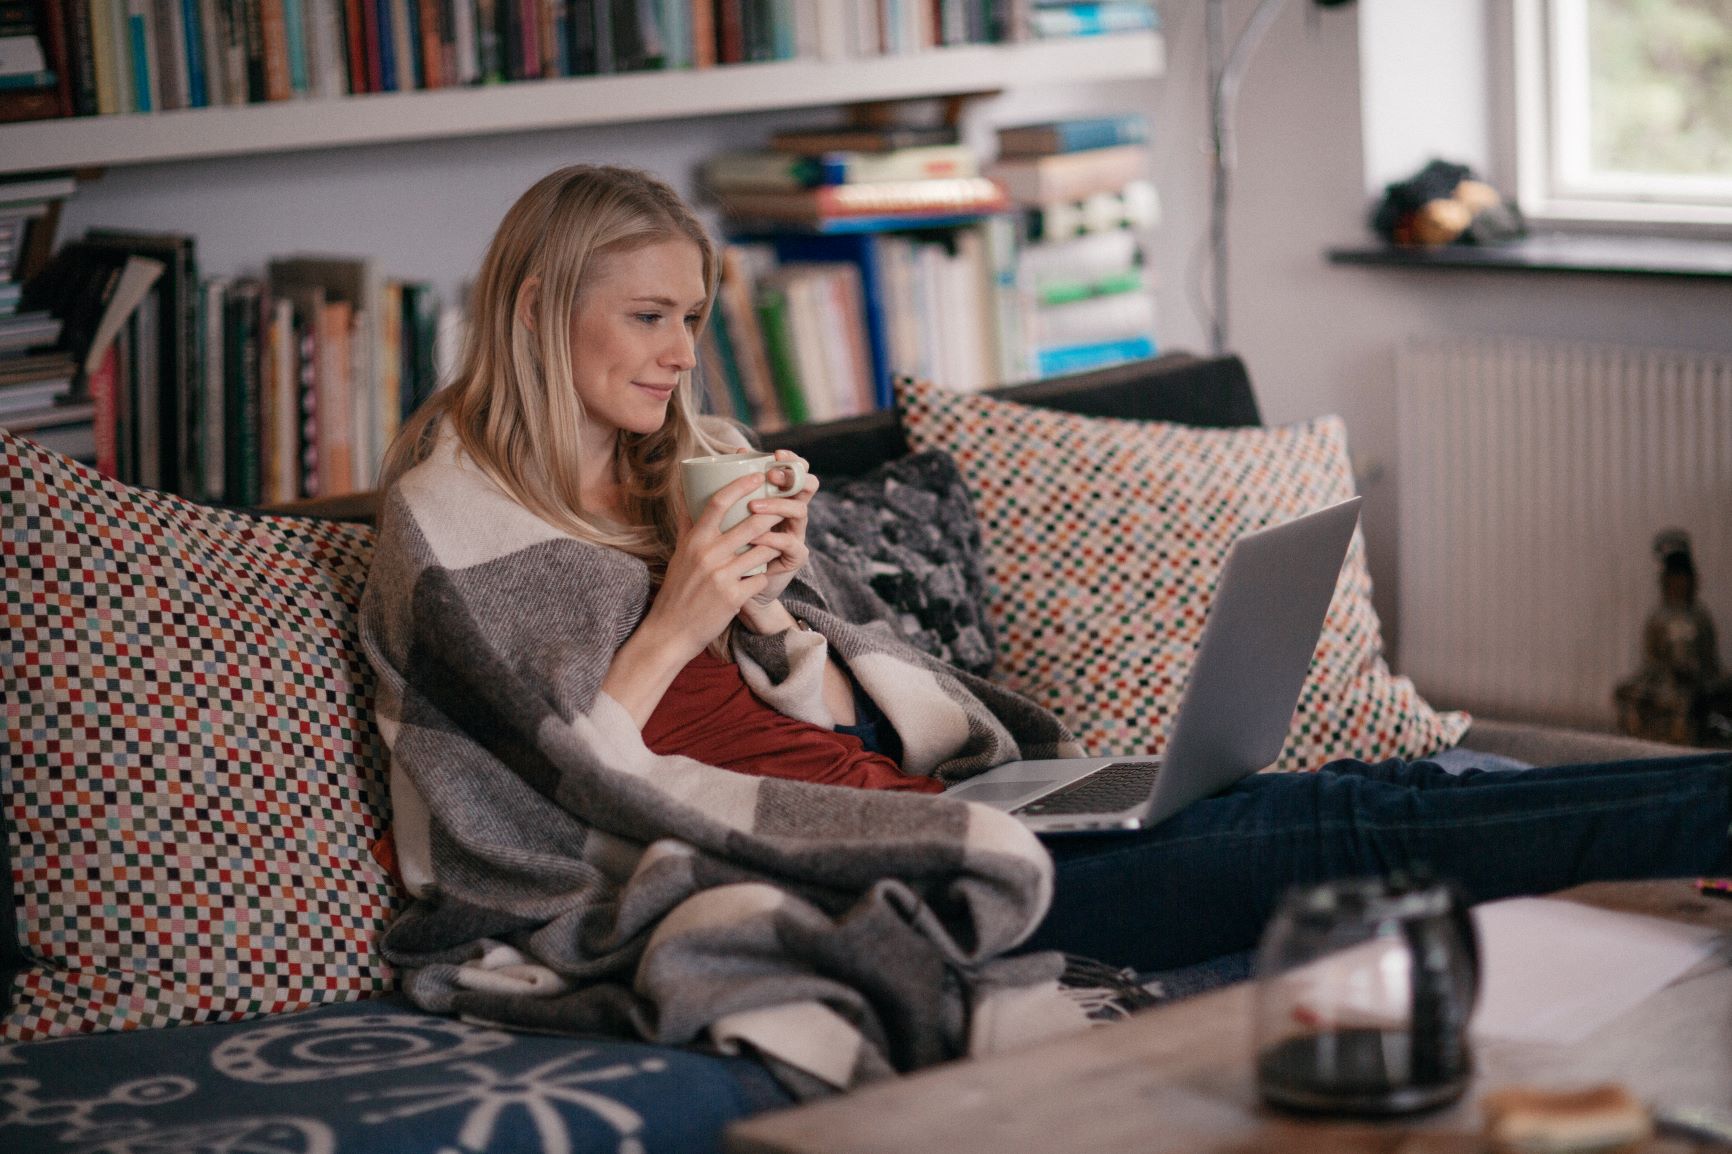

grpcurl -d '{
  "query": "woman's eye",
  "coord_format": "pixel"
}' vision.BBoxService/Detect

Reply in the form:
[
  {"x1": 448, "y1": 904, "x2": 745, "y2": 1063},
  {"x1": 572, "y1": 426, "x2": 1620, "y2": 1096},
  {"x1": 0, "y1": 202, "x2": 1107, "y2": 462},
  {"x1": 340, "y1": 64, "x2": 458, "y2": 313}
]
[
  {"x1": 685, "y1": 314, "x2": 702, "y2": 329},
  {"x1": 635, "y1": 312, "x2": 662, "y2": 325}
]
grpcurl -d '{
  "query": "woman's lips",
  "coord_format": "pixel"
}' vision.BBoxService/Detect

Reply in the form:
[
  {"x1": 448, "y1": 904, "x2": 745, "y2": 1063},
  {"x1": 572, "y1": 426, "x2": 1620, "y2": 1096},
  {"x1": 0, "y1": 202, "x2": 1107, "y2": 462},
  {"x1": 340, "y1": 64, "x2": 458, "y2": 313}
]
[{"x1": 633, "y1": 381, "x2": 676, "y2": 398}]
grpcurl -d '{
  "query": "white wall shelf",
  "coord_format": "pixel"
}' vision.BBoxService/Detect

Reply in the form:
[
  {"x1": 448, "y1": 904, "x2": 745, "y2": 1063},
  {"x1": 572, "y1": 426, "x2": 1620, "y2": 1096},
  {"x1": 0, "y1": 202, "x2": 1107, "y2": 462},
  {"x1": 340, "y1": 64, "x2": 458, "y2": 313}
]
[{"x1": 0, "y1": 33, "x2": 1164, "y2": 177}]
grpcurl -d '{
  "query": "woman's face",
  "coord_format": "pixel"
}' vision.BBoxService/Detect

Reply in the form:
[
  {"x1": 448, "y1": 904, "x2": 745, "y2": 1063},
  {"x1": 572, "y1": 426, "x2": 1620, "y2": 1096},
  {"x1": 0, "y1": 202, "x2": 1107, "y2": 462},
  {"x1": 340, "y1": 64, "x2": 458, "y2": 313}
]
[{"x1": 567, "y1": 237, "x2": 707, "y2": 444}]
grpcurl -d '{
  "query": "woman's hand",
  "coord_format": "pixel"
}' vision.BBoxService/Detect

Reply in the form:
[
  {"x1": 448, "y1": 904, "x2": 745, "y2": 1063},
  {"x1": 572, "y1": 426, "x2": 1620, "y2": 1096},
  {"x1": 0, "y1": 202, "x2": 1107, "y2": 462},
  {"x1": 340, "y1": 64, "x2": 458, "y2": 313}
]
[
  {"x1": 741, "y1": 449, "x2": 819, "y2": 624},
  {"x1": 638, "y1": 472, "x2": 785, "y2": 659}
]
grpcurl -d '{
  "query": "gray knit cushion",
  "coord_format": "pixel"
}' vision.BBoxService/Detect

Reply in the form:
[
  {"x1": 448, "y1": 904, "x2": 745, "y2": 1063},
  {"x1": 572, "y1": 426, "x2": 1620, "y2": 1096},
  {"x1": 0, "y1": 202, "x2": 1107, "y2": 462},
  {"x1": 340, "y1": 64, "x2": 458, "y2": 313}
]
[{"x1": 806, "y1": 450, "x2": 997, "y2": 677}]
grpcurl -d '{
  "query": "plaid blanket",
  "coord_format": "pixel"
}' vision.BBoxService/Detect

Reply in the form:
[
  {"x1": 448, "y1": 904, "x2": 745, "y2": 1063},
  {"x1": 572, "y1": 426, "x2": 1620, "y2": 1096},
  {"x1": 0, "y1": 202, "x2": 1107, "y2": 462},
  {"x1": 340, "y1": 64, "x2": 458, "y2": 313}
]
[{"x1": 358, "y1": 434, "x2": 1091, "y2": 1095}]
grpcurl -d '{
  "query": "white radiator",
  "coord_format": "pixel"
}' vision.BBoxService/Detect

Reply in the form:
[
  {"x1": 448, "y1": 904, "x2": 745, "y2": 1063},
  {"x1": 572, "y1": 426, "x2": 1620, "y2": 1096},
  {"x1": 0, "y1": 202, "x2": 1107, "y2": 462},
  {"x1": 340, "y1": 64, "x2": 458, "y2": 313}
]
[{"x1": 1396, "y1": 336, "x2": 1732, "y2": 728}]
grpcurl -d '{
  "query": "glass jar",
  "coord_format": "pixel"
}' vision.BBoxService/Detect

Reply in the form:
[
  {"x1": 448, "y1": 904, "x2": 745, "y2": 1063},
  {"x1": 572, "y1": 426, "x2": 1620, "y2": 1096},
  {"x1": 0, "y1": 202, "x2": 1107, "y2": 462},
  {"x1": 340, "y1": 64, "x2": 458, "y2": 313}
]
[{"x1": 1253, "y1": 875, "x2": 1479, "y2": 1116}]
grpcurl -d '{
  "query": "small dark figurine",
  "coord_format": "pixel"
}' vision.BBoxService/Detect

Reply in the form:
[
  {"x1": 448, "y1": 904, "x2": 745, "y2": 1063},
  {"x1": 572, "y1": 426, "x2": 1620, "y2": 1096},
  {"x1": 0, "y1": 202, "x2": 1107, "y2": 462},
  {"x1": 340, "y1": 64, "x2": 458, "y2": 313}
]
[
  {"x1": 1372, "y1": 159, "x2": 1526, "y2": 248},
  {"x1": 1614, "y1": 529, "x2": 1732, "y2": 747}
]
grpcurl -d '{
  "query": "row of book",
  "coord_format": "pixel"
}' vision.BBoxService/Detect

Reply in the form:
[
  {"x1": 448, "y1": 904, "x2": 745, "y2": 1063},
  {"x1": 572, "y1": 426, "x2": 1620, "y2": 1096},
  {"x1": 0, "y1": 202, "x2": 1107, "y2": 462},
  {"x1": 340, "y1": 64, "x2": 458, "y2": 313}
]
[
  {"x1": 0, "y1": 0, "x2": 1157, "y2": 121},
  {"x1": 14, "y1": 229, "x2": 448, "y2": 505}
]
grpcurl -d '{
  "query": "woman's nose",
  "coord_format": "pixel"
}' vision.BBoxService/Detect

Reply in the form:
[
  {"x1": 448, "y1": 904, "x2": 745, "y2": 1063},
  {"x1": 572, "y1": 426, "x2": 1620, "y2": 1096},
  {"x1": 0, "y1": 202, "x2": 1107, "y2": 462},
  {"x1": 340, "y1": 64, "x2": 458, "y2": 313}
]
[{"x1": 665, "y1": 326, "x2": 698, "y2": 371}]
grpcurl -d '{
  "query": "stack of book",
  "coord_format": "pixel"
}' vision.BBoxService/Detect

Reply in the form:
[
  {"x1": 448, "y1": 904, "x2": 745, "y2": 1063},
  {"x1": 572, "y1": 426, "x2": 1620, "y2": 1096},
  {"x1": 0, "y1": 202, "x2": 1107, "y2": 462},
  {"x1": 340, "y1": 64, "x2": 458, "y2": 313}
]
[
  {"x1": 11, "y1": 0, "x2": 1138, "y2": 119},
  {"x1": 987, "y1": 112, "x2": 1159, "y2": 378},
  {"x1": 700, "y1": 122, "x2": 1011, "y2": 425},
  {"x1": 704, "y1": 123, "x2": 1008, "y2": 232},
  {"x1": 0, "y1": 172, "x2": 81, "y2": 456},
  {"x1": 23, "y1": 228, "x2": 447, "y2": 505}
]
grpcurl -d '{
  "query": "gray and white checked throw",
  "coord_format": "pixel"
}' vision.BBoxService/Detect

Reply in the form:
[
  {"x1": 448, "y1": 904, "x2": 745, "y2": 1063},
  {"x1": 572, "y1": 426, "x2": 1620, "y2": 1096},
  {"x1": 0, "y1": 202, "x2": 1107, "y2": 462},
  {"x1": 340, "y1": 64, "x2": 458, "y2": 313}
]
[{"x1": 358, "y1": 432, "x2": 1094, "y2": 1095}]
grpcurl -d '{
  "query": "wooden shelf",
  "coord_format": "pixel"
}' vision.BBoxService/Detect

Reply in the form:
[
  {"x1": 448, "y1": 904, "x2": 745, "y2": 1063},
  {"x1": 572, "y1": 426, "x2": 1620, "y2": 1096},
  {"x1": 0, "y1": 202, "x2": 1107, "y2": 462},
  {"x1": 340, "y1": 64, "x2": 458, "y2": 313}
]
[{"x1": 0, "y1": 34, "x2": 1164, "y2": 177}]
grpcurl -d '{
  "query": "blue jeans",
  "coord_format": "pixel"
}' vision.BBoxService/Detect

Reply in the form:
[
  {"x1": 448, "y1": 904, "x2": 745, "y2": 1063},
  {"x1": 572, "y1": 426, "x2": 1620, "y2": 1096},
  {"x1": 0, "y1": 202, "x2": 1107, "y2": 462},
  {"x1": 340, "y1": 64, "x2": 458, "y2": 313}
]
[{"x1": 1026, "y1": 753, "x2": 1732, "y2": 972}]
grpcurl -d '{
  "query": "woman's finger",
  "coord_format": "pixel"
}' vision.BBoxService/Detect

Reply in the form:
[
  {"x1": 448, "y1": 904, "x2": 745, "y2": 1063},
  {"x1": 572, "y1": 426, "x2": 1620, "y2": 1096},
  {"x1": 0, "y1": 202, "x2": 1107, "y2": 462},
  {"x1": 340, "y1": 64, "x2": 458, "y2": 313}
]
[
  {"x1": 716, "y1": 510, "x2": 783, "y2": 553},
  {"x1": 747, "y1": 497, "x2": 810, "y2": 523},
  {"x1": 725, "y1": 544, "x2": 783, "y2": 577},
  {"x1": 695, "y1": 474, "x2": 771, "y2": 533},
  {"x1": 750, "y1": 531, "x2": 807, "y2": 561}
]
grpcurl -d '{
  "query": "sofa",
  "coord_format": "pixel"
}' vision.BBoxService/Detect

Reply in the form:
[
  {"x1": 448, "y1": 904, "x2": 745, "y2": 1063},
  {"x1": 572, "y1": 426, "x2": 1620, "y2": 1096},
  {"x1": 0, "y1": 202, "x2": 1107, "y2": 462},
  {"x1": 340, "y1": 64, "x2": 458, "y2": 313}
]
[{"x1": 1, "y1": 351, "x2": 1686, "y2": 1154}]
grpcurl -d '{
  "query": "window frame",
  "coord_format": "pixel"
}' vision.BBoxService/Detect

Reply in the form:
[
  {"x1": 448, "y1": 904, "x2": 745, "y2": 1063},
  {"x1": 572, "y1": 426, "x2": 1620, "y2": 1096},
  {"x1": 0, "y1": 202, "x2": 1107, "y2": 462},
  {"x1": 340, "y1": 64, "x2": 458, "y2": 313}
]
[{"x1": 1502, "y1": 0, "x2": 1732, "y2": 232}]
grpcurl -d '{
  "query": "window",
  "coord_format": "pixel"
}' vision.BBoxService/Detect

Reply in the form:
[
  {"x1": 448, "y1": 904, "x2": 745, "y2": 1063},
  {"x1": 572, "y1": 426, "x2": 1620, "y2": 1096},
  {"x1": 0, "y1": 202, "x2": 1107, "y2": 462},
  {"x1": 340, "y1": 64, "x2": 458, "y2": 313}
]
[{"x1": 1514, "y1": 0, "x2": 1732, "y2": 227}]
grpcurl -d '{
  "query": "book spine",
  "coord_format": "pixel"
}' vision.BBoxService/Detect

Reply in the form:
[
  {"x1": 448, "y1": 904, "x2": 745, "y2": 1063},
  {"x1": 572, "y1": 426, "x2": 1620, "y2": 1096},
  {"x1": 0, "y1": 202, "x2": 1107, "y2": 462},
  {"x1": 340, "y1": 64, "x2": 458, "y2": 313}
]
[
  {"x1": 686, "y1": 0, "x2": 709, "y2": 66},
  {"x1": 256, "y1": 0, "x2": 289, "y2": 96},
  {"x1": 179, "y1": 0, "x2": 206, "y2": 103},
  {"x1": 372, "y1": 0, "x2": 394, "y2": 88},
  {"x1": 1027, "y1": 1, "x2": 1155, "y2": 38},
  {"x1": 473, "y1": 0, "x2": 498, "y2": 79},
  {"x1": 820, "y1": 143, "x2": 978, "y2": 185},
  {"x1": 1032, "y1": 285, "x2": 1153, "y2": 346},
  {"x1": 88, "y1": 341, "x2": 119, "y2": 476},
  {"x1": 713, "y1": 0, "x2": 739, "y2": 63},
  {"x1": 104, "y1": 0, "x2": 137, "y2": 107},
  {"x1": 125, "y1": 0, "x2": 153, "y2": 110},
  {"x1": 226, "y1": 0, "x2": 252, "y2": 98},
  {"x1": 198, "y1": 277, "x2": 225, "y2": 499},
  {"x1": 998, "y1": 114, "x2": 1148, "y2": 156},
  {"x1": 513, "y1": 0, "x2": 535, "y2": 77},
  {"x1": 415, "y1": 0, "x2": 440, "y2": 82},
  {"x1": 315, "y1": 302, "x2": 352, "y2": 495},
  {"x1": 702, "y1": 152, "x2": 821, "y2": 192},
  {"x1": 754, "y1": 281, "x2": 806, "y2": 426},
  {"x1": 449, "y1": 0, "x2": 473, "y2": 80},
  {"x1": 278, "y1": 0, "x2": 307, "y2": 91},
  {"x1": 89, "y1": 0, "x2": 117, "y2": 112},
  {"x1": 195, "y1": 0, "x2": 222, "y2": 101},
  {"x1": 1033, "y1": 333, "x2": 1154, "y2": 376},
  {"x1": 150, "y1": 0, "x2": 185, "y2": 108},
  {"x1": 226, "y1": 286, "x2": 261, "y2": 505},
  {"x1": 66, "y1": 0, "x2": 99, "y2": 113},
  {"x1": 387, "y1": 0, "x2": 411, "y2": 86},
  {"x1": 784, "y1": 273, "x2": 835, "y2": 421}
]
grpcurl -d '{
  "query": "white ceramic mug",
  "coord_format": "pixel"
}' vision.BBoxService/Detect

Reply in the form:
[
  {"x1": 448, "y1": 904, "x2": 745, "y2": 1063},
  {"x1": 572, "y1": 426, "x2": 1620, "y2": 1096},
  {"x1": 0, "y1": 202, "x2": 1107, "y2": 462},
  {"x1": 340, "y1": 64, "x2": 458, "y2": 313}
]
[{"x1": 680, "y1": 451, "x2": 808, "y2": 576}]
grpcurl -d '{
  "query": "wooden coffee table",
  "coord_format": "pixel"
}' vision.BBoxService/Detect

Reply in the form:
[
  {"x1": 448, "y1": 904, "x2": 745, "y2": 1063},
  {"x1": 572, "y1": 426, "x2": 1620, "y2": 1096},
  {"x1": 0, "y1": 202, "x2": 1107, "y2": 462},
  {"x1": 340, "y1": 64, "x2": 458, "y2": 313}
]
[{"x1": 727, "y1": 880, "x2": 1732, "y2": 1154}]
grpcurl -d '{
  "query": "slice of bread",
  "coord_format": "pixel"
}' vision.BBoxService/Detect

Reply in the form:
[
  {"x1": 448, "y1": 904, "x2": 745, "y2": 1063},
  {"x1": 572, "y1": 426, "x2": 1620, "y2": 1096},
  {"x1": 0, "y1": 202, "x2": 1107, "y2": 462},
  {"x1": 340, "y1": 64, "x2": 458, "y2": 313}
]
[{"x1": 1482, "y1": 1084, "x2": 1653, "y2": 1152}]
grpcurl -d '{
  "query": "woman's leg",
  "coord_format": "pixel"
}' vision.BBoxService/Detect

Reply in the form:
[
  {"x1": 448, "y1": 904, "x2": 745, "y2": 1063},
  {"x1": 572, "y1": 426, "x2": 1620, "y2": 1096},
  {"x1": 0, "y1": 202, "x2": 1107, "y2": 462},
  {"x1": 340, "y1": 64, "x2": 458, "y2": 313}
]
[{"x1": 1027, "y1": 752, "x2": 1732, "y2": 972}]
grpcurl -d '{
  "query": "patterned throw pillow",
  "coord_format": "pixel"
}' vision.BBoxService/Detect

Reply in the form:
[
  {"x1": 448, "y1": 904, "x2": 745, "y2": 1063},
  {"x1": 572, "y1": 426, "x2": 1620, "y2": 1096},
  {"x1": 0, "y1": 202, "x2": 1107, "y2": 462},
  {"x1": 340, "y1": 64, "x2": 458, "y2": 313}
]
[
  {"x1": 1, "y1": 432, "x2": 398, "y2": 1041},
  {"x1": 894, "y1": 378, "x2": 1470, "y2": 770},
  {"x1": 806, "y1": 450, "x2": 997, "y2": 676}
]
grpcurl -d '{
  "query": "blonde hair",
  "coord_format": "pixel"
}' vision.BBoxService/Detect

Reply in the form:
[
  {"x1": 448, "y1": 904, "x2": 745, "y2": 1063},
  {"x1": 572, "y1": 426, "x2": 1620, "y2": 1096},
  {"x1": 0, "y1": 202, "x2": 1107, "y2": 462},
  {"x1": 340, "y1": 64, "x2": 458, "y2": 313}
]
[{"x1": 382, "y1": 164, "x2": 737, "y2": 571}]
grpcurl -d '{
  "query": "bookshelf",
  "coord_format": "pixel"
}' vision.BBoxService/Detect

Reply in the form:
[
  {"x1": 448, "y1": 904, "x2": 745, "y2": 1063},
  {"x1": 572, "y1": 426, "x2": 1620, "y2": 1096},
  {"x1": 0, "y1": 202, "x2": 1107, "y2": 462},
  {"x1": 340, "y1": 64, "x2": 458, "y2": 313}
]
[{"x1": 0, "y1": 33, "x2": 1164, "y2": 178}]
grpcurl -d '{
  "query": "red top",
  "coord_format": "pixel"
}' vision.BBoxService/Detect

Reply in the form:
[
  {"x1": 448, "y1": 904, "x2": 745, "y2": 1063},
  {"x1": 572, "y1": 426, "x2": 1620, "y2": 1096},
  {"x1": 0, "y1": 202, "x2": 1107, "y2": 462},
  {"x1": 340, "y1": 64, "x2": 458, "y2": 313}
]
[{"x1": 642, "y1": 649, "x2": 944, "y2": 794}]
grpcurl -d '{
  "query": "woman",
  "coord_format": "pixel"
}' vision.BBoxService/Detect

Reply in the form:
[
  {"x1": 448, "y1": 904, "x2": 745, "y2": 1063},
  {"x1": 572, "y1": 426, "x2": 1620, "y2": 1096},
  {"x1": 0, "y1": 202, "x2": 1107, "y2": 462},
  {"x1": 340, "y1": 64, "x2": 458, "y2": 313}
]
[{"x1": 361, "y1": 165, "x2": 1731, "y2": 1092}]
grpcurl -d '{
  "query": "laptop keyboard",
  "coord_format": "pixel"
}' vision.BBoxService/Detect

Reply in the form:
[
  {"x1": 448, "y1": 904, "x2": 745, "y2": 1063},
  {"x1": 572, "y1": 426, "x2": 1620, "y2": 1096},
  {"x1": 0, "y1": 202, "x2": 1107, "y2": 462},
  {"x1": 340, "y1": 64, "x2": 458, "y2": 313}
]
[{"x1": 1013, "y1": 760, "x2": 1163, "y2": 816}]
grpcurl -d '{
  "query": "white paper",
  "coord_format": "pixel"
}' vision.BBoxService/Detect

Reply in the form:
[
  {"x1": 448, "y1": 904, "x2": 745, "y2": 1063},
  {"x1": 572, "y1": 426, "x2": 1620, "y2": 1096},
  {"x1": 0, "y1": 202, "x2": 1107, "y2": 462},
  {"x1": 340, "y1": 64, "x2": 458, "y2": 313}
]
[{"x1": 1468, "y1": 897, "x2": 1725, "y2": 1046}]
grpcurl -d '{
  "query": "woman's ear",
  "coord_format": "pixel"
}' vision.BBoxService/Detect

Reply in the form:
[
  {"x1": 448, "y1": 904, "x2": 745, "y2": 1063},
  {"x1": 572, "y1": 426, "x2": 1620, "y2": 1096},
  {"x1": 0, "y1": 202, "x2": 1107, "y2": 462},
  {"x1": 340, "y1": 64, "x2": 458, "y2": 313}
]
[{"x1": 517, "y1": 276, "x2": 541, "y2": 335}]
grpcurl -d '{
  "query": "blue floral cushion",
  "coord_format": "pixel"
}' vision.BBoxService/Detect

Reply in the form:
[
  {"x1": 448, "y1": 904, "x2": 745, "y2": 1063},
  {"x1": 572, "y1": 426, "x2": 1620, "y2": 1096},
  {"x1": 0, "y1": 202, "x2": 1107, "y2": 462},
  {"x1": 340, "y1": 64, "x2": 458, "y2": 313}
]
[{"x1": 0, "y1": 996, "x2": 791, "y2": 1154}]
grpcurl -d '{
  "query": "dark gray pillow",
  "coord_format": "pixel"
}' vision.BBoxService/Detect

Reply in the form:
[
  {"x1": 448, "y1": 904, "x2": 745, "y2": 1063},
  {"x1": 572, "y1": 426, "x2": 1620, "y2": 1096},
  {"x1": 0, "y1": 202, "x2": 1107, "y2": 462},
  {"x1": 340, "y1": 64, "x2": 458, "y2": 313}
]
[{"x1": 806, "y1": 450, "x2": 997, "y2": 677}]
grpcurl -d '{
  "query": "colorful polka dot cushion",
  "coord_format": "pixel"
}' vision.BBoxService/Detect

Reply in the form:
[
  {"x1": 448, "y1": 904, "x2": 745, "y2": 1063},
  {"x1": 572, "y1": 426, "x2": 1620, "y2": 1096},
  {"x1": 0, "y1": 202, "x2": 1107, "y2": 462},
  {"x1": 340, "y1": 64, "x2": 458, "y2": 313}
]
[
  {"x1": 894, "y1": 377, "x2": 1470, "y2": 770},
  {"x1": 1, "y1": 431, "x2": 398, "y2": 1041}
]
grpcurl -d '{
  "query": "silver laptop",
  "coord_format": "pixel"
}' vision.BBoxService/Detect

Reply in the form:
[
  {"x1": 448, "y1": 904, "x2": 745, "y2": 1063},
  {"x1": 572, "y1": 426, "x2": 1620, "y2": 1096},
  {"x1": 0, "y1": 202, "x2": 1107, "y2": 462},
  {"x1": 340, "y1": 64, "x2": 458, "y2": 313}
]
[{"x1": 943, "y1": 497, "x2": 1362, "y2": 836}]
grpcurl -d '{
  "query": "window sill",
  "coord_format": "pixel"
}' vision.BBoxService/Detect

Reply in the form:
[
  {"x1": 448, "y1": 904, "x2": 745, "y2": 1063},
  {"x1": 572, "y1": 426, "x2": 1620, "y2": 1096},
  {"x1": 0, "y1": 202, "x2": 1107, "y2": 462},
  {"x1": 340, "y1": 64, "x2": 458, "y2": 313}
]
[{"x1": 1325, "y1": 232, "x2": 1732, "y2": 280}]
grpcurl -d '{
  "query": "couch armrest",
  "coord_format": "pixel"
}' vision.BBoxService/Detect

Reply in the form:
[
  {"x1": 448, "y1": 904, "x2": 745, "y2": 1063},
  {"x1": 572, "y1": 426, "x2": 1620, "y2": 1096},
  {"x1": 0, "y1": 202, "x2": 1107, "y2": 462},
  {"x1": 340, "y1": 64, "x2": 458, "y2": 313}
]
[{"x1": 1459, "y1": 718, "x2": 1699, "y2": 766}]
